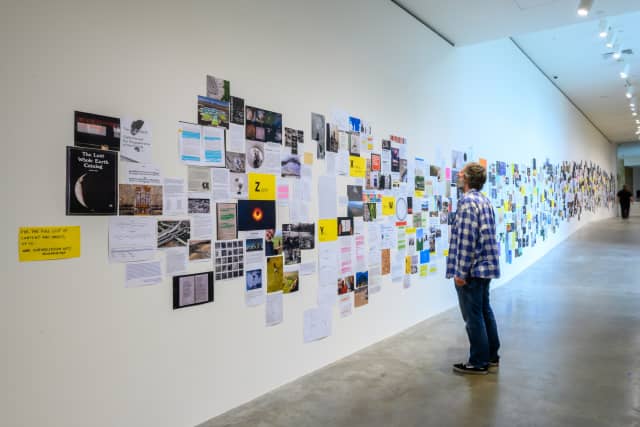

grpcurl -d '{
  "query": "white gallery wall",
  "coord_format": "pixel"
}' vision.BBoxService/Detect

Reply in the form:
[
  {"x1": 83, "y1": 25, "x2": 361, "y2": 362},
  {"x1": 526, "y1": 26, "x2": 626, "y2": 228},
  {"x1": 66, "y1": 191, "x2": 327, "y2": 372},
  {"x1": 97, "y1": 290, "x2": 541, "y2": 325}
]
[{"x1": 1, "y1": 1, "x2": 616, "y2": 426}]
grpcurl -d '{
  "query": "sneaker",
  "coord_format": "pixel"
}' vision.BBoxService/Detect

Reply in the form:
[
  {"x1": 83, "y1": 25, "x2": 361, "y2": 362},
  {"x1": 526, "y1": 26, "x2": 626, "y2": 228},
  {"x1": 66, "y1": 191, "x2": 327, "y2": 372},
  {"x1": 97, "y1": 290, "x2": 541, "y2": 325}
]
[
  {"x1": 488, "y1": 358, "x2": 499, "y2": 372},
  {"x1": 452, "y1": 363, "x2": 488, "y2": 375}
]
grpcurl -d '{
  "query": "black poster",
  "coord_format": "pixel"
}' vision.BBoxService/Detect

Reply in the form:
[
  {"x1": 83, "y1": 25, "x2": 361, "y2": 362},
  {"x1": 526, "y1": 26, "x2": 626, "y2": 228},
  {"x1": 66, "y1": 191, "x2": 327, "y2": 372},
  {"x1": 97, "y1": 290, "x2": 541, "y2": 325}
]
[
  {"x1": 74, "y1": 111, "x2": 121, "y2": 151},
  {"x1": 66, "y1": 146, "x2": 117, "y2": 215},
  {"x1": 237, "y1": 200, "x2": 276, "y2": 231}
]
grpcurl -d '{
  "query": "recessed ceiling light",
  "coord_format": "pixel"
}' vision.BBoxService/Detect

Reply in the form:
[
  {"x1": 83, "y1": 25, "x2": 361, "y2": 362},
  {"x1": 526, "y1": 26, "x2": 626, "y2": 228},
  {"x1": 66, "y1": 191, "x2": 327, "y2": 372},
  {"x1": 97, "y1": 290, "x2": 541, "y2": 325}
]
[
  {"x1": 598, "y1": 19, "x2": 609, "y2": 38},
  {"x1": 620, "y1": 64, "x2": 630, "y2": 79},
  {"x1": 577, "y1": 0, "x2": 594, "y2": 16},
  {"x1": 606, "y1": 32, "x2": 617, "y2": 49},
  {"x1": 626, "y1": 86, "x2": 635, "y2": 99},
  {"x1": 613, "y1": 43, "x2": 623, "y2": 60}
]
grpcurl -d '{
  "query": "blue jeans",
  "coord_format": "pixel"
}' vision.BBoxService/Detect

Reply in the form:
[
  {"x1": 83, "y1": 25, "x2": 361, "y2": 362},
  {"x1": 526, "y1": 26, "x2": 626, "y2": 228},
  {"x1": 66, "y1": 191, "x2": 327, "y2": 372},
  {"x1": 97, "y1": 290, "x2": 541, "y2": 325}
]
[{"x1": 455, "y1": 277, "x2": 500, "y2": 368}]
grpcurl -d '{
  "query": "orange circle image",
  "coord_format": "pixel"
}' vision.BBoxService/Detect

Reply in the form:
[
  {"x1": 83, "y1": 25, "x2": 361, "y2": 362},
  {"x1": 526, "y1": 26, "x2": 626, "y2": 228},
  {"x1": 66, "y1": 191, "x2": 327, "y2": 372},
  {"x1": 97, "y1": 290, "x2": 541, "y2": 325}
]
[{"x1": 252, "y1": 207, "x2": 264, "y2": 222}]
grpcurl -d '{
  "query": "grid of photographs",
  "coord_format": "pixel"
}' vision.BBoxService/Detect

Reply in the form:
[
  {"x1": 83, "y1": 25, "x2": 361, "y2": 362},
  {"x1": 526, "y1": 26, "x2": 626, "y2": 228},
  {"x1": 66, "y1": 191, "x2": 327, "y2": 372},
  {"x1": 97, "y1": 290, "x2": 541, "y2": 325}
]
[
  {"x1": 214, "y1": 240, "x2": 244, "y2": 281},
  {"x1": 245, "y1": 105, "x2": 282, "y2": 144}
]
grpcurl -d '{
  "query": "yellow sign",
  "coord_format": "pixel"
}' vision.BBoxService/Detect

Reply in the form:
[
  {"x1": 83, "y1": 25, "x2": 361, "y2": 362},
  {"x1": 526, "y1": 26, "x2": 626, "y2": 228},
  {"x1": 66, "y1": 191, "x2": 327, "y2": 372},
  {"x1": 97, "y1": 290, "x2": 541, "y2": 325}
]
[
  {"x1": 318, "y1": 219, "x2": 338, "y2": 242},
  {"x1": 406, "y1": 228, "x2": 416, "y2": 234},
  {"x1": 415, "y1": 190, "x2": 424, "y2": 198},
  {"x1": 304, "y1": 152, "x2": 313, "y2": 165},
  {"x1": 19, "y1": 226, "x2": 81, "y2": 262},
  {"x1": 443, "y1": 249, "x2": 449, "y2": 257},
  {"x1": 429, "y1": 265, "x2": 437, "y2": 273},
  {"x1": 248, "y1": 173, "x2": 276, "y2": 200},
  {"x1": 382, "y1": 196, "x2": 396, "y2": 216},
  {"x1": 420, "y1": 265, "x2": 428, "y2": 277},
  {"x1": 405, "y1": 256, "x2": 412, "y2": 274},
  {"x1": 349, "y1": 156, "x2": 366, "y2": 178}
]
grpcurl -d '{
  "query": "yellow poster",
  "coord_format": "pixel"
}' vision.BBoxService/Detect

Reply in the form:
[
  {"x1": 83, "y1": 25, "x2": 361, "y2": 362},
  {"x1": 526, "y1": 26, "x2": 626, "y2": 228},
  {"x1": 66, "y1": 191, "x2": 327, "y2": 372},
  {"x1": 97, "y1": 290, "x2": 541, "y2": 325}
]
[
  {"x1": 318, "y1": 219, "x2": 338, "y2": 242},
  {"x1": 19, "y1": 226, "x2": 81, "y2": 262},
  {"x1": 405, "y1": 256, "x2": 412, "y2": 274},
  {"x1": 382, "y1": 196, "x2": 396, "y2": 216},
  {"x1": 304, "y1": 152, "x2": 314, "y2": 165},
  {"x1": 443, "y1": 249, "x2": 449, "y2": 257},
  {"x1": 349, "y1": 156, "x2": 366, "y2": 178},
  {"x1": 415, "y1": 190, "x2": 424, "y2": 198},
  {"x1": 420, "y1": 265, "x2": 428, "y2": 277},
  {"x1": 406, "y1": 228, "x2": 416, "y2": 234},
  {"x1": 248, "y1": 173, "x2": 276, "y2": 200}
]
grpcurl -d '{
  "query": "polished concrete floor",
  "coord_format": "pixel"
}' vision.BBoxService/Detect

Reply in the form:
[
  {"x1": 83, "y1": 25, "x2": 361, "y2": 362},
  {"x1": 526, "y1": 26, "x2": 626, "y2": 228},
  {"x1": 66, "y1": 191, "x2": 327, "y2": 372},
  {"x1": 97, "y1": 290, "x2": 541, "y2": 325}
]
[{"x1": 201, "y1": 216, "x2": 640, "y2": 427}]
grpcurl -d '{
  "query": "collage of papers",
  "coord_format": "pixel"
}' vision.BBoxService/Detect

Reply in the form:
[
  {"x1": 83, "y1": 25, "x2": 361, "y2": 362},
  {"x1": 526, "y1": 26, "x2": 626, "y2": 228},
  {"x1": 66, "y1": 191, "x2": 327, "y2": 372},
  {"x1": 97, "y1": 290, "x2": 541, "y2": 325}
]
[{"x1": 62, "y1": 73, "x2": 616, "y2": 343}]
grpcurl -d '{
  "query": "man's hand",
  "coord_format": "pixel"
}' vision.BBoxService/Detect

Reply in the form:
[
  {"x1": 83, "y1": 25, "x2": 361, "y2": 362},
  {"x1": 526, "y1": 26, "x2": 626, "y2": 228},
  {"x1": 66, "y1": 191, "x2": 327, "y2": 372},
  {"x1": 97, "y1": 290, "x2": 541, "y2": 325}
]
[{"x1": 454, "y1": 276, "x2": 467, "y2": 287}]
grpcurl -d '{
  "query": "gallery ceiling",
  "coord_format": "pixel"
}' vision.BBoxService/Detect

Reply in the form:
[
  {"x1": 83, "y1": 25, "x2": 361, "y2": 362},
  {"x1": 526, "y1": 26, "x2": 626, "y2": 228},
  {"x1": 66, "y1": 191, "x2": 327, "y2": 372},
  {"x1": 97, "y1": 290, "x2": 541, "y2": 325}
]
[{"x1": 393, "y1": 0, "x2": 640, "y2": 143}]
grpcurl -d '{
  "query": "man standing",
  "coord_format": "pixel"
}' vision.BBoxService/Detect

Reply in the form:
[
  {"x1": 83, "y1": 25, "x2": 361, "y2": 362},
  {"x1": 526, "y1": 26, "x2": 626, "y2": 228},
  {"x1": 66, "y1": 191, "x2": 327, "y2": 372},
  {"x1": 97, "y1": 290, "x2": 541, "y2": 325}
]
[
  {"x1": 447, "y1": 163, "x2": 501, "y2": 375},
  {"x1": 617, "y1": 185, "x2": 633, "y2": 219}
]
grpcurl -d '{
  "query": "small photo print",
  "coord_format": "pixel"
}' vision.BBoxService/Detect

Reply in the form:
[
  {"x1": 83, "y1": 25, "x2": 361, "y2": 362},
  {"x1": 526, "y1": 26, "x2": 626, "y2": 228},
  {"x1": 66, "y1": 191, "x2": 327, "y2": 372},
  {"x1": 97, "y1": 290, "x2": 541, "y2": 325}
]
[
  {"x1": 354, "y1": 286, "x2": 369, "y2": 307},
  {"x1": 226, "y1": 151, "x2": 246, "y2": 173},
  {"x1": 283, "y1": 269, "x2": 299, "y2": 294},
  {"x1": 158, "y1": 220, "x2": 191, "y2": 248},
  {"x1": 206, "y1": 75, "x2": 230, "y2": 102},
  {"x1": 189, "y1": 239, "x2": 212, "y2": 261},
  {"x1": 246, "y1": 268, "x2": 262, "y2": 291}
]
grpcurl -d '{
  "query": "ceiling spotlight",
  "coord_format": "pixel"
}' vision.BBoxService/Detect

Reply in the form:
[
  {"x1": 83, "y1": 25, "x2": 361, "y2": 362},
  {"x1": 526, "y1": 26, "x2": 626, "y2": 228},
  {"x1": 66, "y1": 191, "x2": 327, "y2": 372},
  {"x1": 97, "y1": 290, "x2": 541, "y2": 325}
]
[
  {"x1": 631, "y1": 98, "x2": 637, "y2": 108},
  {"x1": 613, "y1": 43, "x2": 623, "y2": 60},
  {"x1": 634, "y1": 112, "x2": 638, "y2": 116},
  {"x1": 598, "y1": 19, "x2": 609, "y2": 38},
  {"x1": 577, "y1": 0, "x2": 594, "y2": 16},
  {"x1": 620, "y1": 64, "x2": 630, "y2": 79},
  {"x1": 606, "y1": 32, "x2": 617, "y2": 49},
  {"x1": 626, "y1": 85, "x2": 635, "y2": 99},
  {"x1": 635, "y1": 119, "x2": 640, "y2": 124}
]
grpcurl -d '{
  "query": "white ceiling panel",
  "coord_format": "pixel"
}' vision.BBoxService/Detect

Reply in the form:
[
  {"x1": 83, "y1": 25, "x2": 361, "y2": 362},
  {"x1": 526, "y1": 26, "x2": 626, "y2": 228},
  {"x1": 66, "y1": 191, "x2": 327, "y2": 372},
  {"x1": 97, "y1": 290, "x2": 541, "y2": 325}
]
[{"x1": 394, "y1": 0, "x2": 640, "y2": 45}]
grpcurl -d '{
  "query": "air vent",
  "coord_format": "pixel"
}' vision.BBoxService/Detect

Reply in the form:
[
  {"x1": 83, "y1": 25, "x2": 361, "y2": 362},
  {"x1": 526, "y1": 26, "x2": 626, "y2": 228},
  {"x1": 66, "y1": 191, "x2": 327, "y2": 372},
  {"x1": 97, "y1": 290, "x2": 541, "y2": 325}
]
[{"x1": 602, "y1": 49, "x2": 634, "y2": 60}]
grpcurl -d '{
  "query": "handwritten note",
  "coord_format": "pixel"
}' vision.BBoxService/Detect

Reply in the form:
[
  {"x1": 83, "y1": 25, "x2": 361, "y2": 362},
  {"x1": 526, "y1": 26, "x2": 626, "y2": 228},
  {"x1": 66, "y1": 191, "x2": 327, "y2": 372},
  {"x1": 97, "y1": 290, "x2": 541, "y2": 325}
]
[{"x1": 19, "y1": 226, "x2": 80, "y2": 262}]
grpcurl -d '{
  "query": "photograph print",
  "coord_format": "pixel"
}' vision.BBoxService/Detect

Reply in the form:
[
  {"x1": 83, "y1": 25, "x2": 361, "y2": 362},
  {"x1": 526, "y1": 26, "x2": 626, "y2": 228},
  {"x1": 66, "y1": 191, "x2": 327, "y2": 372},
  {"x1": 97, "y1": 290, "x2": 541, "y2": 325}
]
[
  {"x1": 230, "y1": 96, "x2": 245, "y2": 125},
  {"x1": 311, "y1": 112, "x2": 326, "y2": 159},
  {"x1": 214, "y1": 239, "x2": 244, "y2": 281},
  {"x1": 225, "y1": 151, "x2": 246, "y2": 173},
  {"x1": 119, "y1": 184, "x2": 162, "y2": 215},
  {"x1": 237, "y1": 200, "x2": 276, "y2": 231},
  {"x1": 281, "y1": 153, "x2": 301, "y2": 178},
  {"x1": 245, "y1": 140, "x2": 265, "y2": 171},
  {"x1": 158, "y1": 220, "x2": 191, "y2": 249},
  {"x1": 74, "y1": 111, "x2": 121, "y2": 151},
  {"x1": 282, "y1": 223, "x2": 301, "y2": 265},
  {"x1": 245, "y1": 105, "x2": 282, "y2": 144},
  {"x1": 283, "y1": 269, "x2": 299, "y2": 294},
  {"x1": 246, "y1": 268, "x2": 263, "y2": 291},
  {"x1": 206, "y1": 75, "x2": 230, "y2": 102},
  {"x1": 197, "y1": 95, "x2": 229, "y2": 129}
]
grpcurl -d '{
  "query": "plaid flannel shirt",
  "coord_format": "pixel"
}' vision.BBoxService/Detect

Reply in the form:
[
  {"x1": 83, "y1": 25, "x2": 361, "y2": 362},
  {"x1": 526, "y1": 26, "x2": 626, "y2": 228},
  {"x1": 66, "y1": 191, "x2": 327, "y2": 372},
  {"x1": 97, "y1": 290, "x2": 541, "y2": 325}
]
[{"x1": 446, "y1": 189, "x2": 500, "y2": 280}]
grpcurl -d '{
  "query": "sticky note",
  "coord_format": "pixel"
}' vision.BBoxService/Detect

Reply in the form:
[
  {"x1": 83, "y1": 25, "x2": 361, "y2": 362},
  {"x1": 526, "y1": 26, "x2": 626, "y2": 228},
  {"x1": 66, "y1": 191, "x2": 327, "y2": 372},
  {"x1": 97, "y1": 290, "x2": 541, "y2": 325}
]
[
  {"x1": 318, "y1": 219, "x2": 338, "y2": 242},
  {"x1": 249, "y1": 173, "x2": 276, "y2": 200},
  {"x1": 382, "y1": 196, "x2": 395, "y2": 216},
  {"x1": 349, "y1": 156, "x2": 366, "y2": 178},
  {"x1": 304, "y1": 152, "x2": 313, "y2": 165},
  {"x1": 19, "y1": 226, "x2": 81, "y2": 262}
]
